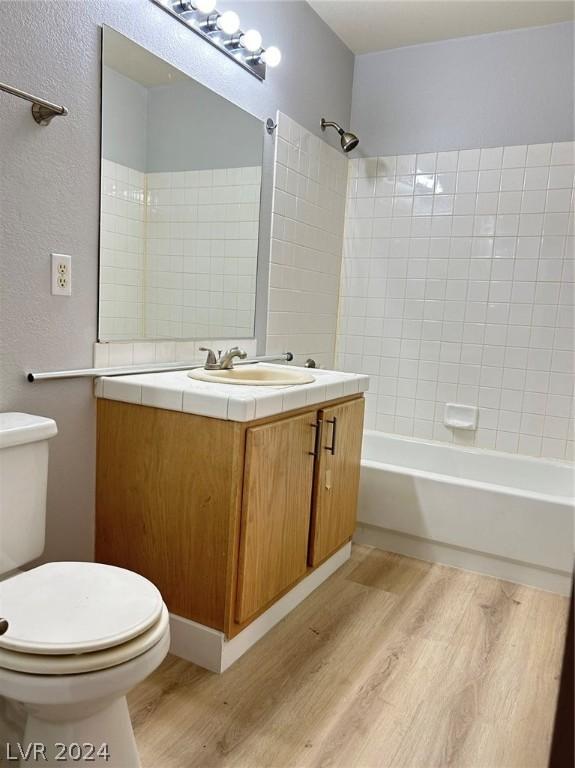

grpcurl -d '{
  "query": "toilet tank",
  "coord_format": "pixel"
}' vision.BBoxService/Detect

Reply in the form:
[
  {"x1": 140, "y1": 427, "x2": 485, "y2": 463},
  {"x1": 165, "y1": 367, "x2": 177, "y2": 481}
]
[{"x1": 0, "y1": 413, "x2": 58, "y2": 575}]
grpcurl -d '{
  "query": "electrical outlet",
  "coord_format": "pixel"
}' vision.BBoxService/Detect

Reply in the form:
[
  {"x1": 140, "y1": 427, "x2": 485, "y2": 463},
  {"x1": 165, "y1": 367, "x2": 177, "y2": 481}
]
[{"x1": 51, "y1": 253, "x2": 72, "y2": 296}]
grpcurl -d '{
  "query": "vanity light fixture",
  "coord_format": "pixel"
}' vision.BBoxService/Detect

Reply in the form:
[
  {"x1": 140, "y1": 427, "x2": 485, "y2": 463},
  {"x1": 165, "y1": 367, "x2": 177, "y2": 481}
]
[
  {"x1": 261, "y1": 46, "x2": 281, "y2": 68},
  {"x1": 240, "y1": 29, "x2": 263, "y2": 53},
  {"x1": 186, "y1": 0, "x2": 216, "y2": 12},
  {"x1": 151, "y1": 0, "x2": 281, "y2": 80},
  {"x1": 216, "y1": 10, "x2": 241, "y2": 35}
]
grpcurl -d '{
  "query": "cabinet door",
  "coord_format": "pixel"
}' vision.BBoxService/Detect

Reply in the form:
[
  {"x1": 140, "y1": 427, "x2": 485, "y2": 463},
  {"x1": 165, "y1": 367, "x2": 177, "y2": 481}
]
[
  {"x1": 309, "y1": 398, "x2": 365, "y2": 567},
  {"x1": 235, "y1": 411, "x2": 318, "y2": 624}
]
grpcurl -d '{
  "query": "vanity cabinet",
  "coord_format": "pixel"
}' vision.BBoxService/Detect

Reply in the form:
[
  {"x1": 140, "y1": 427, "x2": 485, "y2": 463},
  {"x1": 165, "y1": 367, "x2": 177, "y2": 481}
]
[
  {"x1": 309, "y1": 399, "x2": 365, "y2": 567},
  {"x1": 235, "y1": 411, "x2": 317, "y2": 623},
  {"x1": 96, "y1": 394, "x2": 364, "y2": 638}
]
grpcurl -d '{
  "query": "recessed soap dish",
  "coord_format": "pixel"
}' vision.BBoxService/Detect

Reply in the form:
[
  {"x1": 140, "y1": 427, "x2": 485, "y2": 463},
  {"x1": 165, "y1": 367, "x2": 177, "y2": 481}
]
[{"x1": 444, "y1": 403, "x2": 478, "y2": 431}]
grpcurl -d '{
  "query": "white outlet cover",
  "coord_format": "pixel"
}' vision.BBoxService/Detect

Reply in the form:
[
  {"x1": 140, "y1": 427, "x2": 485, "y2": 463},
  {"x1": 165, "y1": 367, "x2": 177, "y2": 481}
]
[{"x1": 51, "y1": 253, "x2": 71, "y2": 296}]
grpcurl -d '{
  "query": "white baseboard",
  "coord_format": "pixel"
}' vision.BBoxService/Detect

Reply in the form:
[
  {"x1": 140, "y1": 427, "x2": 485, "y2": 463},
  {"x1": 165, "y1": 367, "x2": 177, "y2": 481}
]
[
  {"x1": 354, "y1": 524, "x2": 572, "y2": 596},
  {"x1": 169, "y1": 542, "x2": 352, "y2": 672}
]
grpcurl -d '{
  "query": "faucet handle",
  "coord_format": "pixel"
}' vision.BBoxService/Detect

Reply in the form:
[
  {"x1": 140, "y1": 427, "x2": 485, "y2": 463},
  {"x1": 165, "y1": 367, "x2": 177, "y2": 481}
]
[{"x1": 199, "y1": 347, "x2": 219, "y2": 369}]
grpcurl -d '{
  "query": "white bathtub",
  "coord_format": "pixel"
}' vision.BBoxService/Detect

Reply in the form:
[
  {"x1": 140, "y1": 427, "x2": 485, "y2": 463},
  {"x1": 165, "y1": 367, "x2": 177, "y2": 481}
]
[{"x1": 357, "y1": 431, "x2": 574, "y2": 594}]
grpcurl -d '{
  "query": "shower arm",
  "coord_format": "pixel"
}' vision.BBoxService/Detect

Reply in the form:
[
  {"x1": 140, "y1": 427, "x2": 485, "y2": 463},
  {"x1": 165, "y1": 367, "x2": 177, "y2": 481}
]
[{"x1": 321, "y1": 118, "x2": 344, "y2": 135}]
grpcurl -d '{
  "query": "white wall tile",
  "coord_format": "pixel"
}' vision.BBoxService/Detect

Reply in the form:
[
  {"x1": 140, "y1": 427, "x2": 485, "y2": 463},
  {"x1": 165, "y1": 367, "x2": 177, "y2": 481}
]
[
  {"x1": 479, "y1": 147, "x2": 503, "y2": 170},
  {"x1": 266, "y1": 112, "x2": 348, "y2": 366},
  {"x1": 550, "y1": 141, "x2": 575, "y2": 166},
  {"x1": 337, "y1": 141, "x2": 574, "y2": 461},
  {"x1": 526, "y1": 143, "x2": 552, "y2": 167},
  {"x1": 458, "y1": 149, "x2": 481, "y2": 171},
  {"x1": 436, "y1": 151, "x2": 458, "y2": 172},
  {"x1": 502, "y1": 145, "x2": 527, "y2": 168},
  {"x1": 100, "y1": 160, "x2": 146, "y2": 340},
  {"x1": 101, "y1": 159, "x2": 259, "y2": 343}
]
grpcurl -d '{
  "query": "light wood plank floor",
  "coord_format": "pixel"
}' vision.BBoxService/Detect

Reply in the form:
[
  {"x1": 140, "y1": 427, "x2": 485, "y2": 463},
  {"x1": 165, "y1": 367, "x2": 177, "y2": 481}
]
[{"x1": 129, "y1": 546, "x2": 569, "y2": 768}]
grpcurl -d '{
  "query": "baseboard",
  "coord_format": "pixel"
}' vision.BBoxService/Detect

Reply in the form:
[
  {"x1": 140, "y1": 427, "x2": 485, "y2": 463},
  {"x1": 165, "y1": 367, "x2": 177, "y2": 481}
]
[
  {"x1": 354, "y1": 524, "x2": 572, "y2": 596},
  {"x1": 169, "y1": 542, "x2": 352, "y2": 672}
]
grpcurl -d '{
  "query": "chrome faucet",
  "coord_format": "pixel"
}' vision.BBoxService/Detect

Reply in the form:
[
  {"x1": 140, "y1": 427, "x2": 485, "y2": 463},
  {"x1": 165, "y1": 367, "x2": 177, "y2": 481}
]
[
  {"x1": 199, "y1": 346, "x2": 248, "y2": 370},
  {"x1": 219, "y1": 347, "x2": 248, "y2": 369}
]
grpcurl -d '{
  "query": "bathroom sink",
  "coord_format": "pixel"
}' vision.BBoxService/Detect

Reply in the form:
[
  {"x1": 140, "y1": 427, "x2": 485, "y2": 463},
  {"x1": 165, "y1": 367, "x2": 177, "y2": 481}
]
[{"x1": 188, "y1": 366, "x2": 315, "y2": 386}]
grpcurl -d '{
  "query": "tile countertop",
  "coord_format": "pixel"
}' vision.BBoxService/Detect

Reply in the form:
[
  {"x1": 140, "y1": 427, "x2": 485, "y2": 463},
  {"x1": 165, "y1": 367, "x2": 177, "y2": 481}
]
[{"x1": 94, "y1": 364, "x2": 370, "y2": 422}]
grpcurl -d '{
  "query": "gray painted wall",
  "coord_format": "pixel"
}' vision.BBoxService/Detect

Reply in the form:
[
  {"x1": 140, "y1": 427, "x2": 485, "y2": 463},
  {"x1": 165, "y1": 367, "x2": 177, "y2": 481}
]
[
  {"x1": 0, "y1": 0, "x2": 353, "y2": 563},
  {"x1": 146, "y1": 81, "x2": 263, "y2": 171},
  {"x1": 102, "y1": 66, "x2": 148, "y2": 172},
  {"x1": 103, "y1": 59, "x2": 264, "y2": 172},
  {"x1": 351, "y1": 22, "x2": 575, "y2": 157}
]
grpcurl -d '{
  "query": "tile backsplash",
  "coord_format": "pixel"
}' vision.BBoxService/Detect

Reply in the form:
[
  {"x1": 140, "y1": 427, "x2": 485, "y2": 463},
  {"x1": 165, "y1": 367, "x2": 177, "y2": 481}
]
[
  {"x1": 93, "y1": 338, "x2": 258, "y2": 369},
  {"x1": 266, "y1": 112, "x2": 348, "y2": 367},
  {"x1": 337, "y1": 141, "x2": 574, "y2": 460}
]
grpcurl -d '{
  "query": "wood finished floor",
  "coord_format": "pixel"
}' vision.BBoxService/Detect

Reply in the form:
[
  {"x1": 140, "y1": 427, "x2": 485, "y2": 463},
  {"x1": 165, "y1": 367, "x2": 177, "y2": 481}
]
[{"x1": 129, "y1": 546, "x2": 569, "y2": 768}]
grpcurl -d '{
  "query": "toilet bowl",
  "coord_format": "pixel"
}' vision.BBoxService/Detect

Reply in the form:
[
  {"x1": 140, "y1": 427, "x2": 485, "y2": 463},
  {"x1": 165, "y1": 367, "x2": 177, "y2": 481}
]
[
  {"x1": 0, "y1": 562, "x2": 170, "y2": 767},
  {"x1": 0, "y1": 413, "x2": 170, "y2": 767}
]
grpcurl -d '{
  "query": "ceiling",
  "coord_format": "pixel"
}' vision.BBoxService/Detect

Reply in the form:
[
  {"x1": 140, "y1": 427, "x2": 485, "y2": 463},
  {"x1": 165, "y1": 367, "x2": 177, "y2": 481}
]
[{"x1": 308, "y1": 0, "x2": 575, "y2": 55}]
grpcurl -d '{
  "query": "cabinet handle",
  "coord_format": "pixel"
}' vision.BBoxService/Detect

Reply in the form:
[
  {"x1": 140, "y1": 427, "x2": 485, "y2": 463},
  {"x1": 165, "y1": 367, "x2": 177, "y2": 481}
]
[
  {"x1": 326, "y1": 417, "x2": 337, "y2": 455},
  {"x1": 309, "y1": 421, "x2": 320, "y2": 457}
]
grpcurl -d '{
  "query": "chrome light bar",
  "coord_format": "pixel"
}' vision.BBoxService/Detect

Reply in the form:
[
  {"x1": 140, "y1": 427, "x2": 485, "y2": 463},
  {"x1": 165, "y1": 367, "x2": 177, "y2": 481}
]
[{"x1": 150, "y1": 0, "x2": 281, "y2": 81}]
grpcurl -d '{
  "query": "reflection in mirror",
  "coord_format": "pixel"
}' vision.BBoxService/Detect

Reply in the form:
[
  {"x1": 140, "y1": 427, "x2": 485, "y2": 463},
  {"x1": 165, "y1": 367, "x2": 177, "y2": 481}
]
[{"x1": 99, "y1": 27, "x2": 263, "y2": 341}]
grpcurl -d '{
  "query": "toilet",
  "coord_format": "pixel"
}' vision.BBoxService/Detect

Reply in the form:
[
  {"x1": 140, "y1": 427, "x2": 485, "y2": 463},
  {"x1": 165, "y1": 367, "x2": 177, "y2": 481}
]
[{"x1": 0, "y1": 413, "x2": 170, "y2": 767}]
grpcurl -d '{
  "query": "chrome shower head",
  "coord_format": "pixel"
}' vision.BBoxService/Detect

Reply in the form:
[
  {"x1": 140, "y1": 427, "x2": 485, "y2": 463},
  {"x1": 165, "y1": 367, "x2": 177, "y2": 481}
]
[
  {"x1": 321, "y1": 118, "x2": 359, "y2": 153},
  {"x1": 340, "y1": 131, "x2": 360, "y2": 153}
]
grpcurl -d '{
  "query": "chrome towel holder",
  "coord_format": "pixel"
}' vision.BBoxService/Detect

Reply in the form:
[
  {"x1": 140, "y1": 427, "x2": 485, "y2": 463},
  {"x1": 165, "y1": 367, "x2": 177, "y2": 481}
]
[
  {"x1": 26, "y1": 352, "x2": 294, "y2": 382},
  {"x1": 0, "y1": 81, "x2": 68, "y2": 125}
]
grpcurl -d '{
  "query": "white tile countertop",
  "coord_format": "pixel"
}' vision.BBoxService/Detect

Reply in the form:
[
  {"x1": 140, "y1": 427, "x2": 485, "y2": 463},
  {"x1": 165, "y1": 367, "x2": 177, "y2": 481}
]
[{"x1": 94, "y1": 364, "x2": 369, "y2": 422}]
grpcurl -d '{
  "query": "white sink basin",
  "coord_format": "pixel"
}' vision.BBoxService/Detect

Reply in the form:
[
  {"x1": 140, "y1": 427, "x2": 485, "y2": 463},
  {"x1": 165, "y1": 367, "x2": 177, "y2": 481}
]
[{"x1": 188, "y1": 366, "x2": 315, "y2": 386}]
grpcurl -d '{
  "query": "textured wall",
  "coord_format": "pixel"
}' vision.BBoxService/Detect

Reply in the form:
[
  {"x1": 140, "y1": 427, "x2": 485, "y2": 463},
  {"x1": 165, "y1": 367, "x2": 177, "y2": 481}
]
[
  {"x1": 0, "y1": 0, "x2": 353, "y2": 562},
  {"x1": 351, "y1": 22, "x2": 575, "y2": 157}
]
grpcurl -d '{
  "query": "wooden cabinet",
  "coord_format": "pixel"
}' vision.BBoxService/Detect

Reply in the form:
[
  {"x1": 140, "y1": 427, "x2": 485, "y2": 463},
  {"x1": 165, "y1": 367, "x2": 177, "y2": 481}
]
[
  {"x1": 96, "y1": 394, "x2": 364, "y2": 638},
  {"x1": 235, "y1": 411, "x2": 317, "y2": 623},
  {"x1": 309, "y1": 399, "x2": 365, "y2": 567}
]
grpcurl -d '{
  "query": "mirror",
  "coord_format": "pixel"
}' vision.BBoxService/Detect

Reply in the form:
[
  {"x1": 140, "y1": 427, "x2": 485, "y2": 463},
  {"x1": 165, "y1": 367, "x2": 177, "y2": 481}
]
[{"x1": 99, "y1": 27, "x2": 263, "y2": 341}]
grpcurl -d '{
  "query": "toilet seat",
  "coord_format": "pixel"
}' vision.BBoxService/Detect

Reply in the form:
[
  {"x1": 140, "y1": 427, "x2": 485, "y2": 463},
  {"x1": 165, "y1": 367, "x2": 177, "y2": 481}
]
[
  {"x1": 0, "y1": 604, "x2": 169, "y2": 675},
  {"x1": 0, "y1": 561, "x2": 163, "y2": 656}
]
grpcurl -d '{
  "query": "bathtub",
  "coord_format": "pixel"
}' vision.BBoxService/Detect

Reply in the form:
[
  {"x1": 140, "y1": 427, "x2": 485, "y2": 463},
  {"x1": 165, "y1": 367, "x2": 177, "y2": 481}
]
[{"x1": 357, "y1": 431, "x2": 574, "y2": 594}]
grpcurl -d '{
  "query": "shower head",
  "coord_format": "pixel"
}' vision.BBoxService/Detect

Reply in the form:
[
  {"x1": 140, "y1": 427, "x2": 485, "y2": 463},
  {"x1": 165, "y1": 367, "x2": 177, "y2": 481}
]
[
  {"x1": 321, "y1": 118, "x2": 359, "y2": 153},
  {"x1": 340, "y1": 130, "x2": 360, "y2": 153}
]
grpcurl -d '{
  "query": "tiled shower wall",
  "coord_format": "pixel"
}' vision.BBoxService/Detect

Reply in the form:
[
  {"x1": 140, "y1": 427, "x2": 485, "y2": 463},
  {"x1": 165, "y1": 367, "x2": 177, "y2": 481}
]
[
  {"x1": 336, "y1": 141, "x2": 575, "y2": 460},
  {"x1": 266, "y1": 113, "x2": 348, "y2": 367},
  {"x1": 99, "y1": 160, "x2": 260, "y2": 340},
  {"x1": 146, "y1": 167, "x2": 260, "y2": 339},
  {"x1": 100, "y1": 160, "x2": 145, "y2": 339}
]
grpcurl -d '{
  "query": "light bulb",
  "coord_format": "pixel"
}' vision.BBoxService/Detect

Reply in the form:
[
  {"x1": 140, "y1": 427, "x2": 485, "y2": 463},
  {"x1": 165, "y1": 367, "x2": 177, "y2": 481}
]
[
  {"x1": 261, "y1": 46, "x2": 281, "y2": 67},
  {"x1": 240, "y1": 29, "x2": 262, "y2": 53},
  {"x1": 194, "y1": 0, "x2": 217, "y2": 12},
  {"x1": 217, "y1": 10, "x2": 240, "y2": 34}
]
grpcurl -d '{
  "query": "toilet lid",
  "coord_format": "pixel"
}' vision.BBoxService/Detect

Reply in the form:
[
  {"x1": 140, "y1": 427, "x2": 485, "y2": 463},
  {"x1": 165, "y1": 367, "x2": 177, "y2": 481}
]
[{"x1": 0, "y1": 562, "x2": 164, "y2": 655}]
